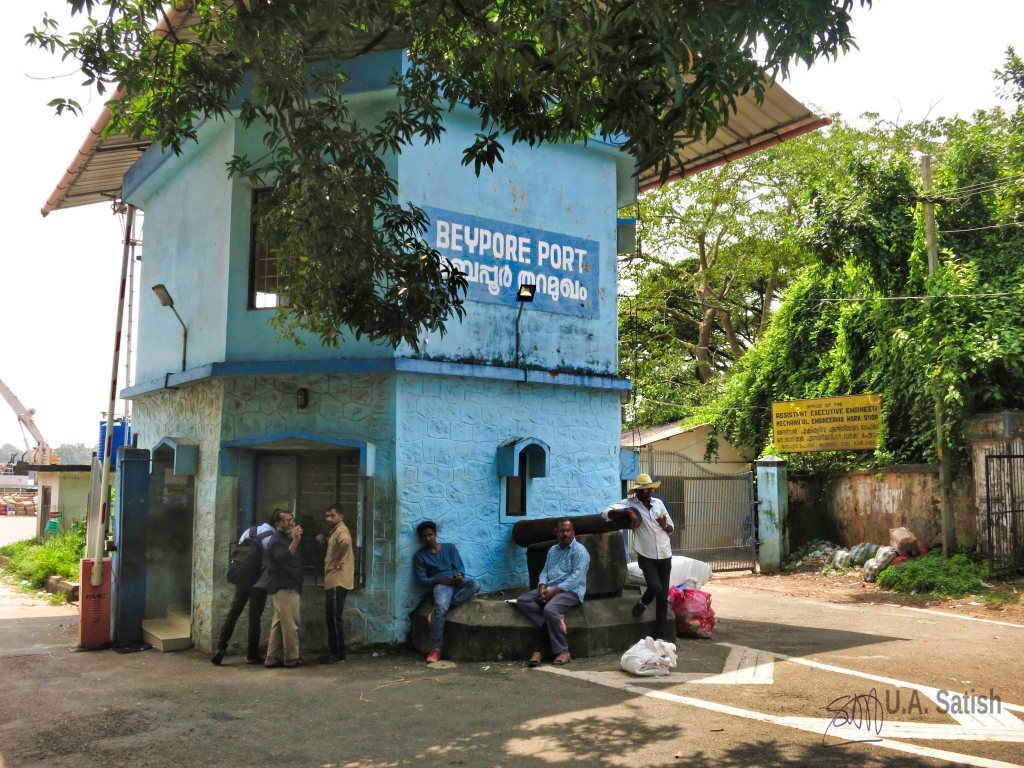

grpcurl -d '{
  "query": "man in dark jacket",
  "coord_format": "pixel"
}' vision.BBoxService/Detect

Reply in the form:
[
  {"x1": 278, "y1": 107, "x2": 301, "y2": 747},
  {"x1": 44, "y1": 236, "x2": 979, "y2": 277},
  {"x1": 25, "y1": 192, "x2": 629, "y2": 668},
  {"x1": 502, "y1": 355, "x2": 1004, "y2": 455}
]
[{"x1": 263, "y1": 509, "x2": 305, "y2": 668}]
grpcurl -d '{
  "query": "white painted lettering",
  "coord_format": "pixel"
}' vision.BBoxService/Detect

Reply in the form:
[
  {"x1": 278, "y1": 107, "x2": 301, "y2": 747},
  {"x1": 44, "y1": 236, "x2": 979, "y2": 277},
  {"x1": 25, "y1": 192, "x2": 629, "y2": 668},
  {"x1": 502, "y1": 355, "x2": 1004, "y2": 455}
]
[
  {"x1": 436, "y1": 220, "x2": 450, "y2": 249},
  {"x1": 450, "y1": 223, "x2": 464, "y2": 252},
  {"x1": 518, "y1": 236, "x2": 532, "y2": 264}
]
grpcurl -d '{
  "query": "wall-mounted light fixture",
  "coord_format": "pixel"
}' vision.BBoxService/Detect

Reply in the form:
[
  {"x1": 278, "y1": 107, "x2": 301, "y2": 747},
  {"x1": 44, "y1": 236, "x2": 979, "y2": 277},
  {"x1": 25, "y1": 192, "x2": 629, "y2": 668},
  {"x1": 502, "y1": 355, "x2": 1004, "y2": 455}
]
[
  {"x1": 296, "y1": 388, "x2": 309, "y2": 409},
  {"x1": 151, "y1": 283, "x2": 188, "y2": 372},
  {"x1": 515, "y1": 283, "x2": 537, "y2": 369}
]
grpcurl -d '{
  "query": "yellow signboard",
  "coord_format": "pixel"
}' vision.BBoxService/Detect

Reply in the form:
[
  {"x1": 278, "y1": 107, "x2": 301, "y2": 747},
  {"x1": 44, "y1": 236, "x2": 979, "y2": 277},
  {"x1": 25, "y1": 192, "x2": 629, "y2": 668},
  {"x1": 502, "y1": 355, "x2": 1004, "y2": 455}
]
[{"x1": 772, "y1": 395, "x2": 881, "y2": 453}]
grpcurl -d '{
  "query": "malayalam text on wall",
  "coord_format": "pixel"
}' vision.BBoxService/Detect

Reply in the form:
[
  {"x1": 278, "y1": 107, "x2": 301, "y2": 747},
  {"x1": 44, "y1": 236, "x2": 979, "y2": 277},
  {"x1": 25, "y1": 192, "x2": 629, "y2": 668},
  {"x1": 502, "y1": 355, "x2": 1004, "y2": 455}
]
[{"x1": 423, "y1": 206, "x2": 599, "y2": 318}]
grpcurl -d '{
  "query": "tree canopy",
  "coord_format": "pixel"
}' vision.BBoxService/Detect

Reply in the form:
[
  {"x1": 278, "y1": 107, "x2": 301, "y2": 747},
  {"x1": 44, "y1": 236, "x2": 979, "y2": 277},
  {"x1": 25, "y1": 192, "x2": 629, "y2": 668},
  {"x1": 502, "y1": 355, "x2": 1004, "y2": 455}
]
[
  {"x1": 32, "y1": 0, "x2": 869, "y2": 349},
  {"x1": 639, "y1": 50, "x2": 1024, "y2": 472}
]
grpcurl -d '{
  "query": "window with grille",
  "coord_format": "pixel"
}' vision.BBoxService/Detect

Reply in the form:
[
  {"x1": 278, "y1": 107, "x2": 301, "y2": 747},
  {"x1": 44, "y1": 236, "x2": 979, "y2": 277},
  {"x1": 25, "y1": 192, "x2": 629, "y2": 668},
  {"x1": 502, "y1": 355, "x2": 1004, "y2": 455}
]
[{"x1": 249, "y1": 189, "x2": 279, "y2": 309}]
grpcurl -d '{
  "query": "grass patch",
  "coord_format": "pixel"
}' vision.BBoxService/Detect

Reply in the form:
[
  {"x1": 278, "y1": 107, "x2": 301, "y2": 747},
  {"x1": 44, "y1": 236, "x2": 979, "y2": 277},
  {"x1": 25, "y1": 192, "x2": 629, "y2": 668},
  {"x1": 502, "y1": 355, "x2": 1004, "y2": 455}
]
[
  {"x1": 876, "y1": 551, "x2": 992, "y2": 598},
  {"x1": 0, "y1": 528, "x2": 85, "y2": 588}
]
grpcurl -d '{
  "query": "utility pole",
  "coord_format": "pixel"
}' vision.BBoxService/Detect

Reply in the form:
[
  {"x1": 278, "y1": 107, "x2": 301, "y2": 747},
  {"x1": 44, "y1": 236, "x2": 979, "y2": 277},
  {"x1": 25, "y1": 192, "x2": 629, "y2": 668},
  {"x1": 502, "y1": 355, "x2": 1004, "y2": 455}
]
[{"x1": 921, "y1": 155, "x2": 956, "y2": 556}]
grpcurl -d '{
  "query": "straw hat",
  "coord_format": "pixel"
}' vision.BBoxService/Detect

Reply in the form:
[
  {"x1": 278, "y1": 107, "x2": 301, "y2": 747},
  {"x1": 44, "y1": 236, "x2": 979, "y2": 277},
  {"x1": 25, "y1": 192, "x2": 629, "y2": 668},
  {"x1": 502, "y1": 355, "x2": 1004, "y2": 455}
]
[{"x1": 630, "y1": 473, "x2": 661, "y2": 490}]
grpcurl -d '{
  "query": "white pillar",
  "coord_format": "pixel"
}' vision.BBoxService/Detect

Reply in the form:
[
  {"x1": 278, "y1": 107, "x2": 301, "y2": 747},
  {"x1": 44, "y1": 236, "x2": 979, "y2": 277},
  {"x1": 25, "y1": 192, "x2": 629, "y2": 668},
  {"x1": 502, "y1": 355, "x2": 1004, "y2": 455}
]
[{"x1": 757, "y1": 456, "x2": 788, "y2": 573}]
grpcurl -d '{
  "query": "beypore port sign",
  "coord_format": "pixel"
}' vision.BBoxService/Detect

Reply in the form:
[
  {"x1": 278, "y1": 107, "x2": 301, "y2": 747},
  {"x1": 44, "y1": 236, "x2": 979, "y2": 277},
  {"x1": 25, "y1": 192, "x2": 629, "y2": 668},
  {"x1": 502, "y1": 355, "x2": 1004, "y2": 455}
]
[
  {"x1": 423, "y1": 206, "x2": 600, "y2": 318},
  {"x1": 772, "y1": 394, "x2": 881, "y2": 453}
]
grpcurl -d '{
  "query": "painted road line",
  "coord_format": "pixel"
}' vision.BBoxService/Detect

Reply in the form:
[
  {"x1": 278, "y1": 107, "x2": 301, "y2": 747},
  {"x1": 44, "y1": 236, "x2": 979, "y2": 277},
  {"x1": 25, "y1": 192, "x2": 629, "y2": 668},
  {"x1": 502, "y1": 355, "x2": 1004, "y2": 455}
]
[
  {"x1": 718, "y1": 641, "x2": 1024, "y2": 732},
  {"x1": 898, "y1": 605, "x2": 1024, "y2": 629},
  {"x1": 540, "y1": 667, "x2": 1024, "y2": 768},
  {"x1": 575, "y1": 644, "x2": 775, "y2": 685}
]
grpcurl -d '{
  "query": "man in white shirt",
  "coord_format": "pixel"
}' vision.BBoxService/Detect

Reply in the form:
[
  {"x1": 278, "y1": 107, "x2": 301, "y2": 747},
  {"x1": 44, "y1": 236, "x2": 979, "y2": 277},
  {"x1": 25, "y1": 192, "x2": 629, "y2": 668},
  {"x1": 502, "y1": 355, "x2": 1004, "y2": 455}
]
[{"x1": 603, "y1": 473, "x2": 675, "y2": 641}]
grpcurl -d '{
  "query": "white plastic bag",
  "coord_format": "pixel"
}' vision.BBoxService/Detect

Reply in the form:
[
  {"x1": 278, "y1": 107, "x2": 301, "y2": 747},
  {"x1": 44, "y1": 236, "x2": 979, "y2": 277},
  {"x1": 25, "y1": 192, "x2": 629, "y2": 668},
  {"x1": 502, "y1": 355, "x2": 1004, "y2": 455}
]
[
  {"x1": 669, "y1": 556, "x2": 712, "y2": 588},
  {"x1": 620, "y1": 636, "x2": 678, "y2": 677}
]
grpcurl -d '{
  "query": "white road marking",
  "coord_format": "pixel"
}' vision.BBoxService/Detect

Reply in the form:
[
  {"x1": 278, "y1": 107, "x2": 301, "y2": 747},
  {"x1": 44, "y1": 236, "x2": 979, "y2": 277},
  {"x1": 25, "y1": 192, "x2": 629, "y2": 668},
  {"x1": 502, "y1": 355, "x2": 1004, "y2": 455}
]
[
  {"x1": 897, "y1": 605, "x2": 1024, "y2": 629},
  {"x1": 579, "y1": 644, "x2": 775, "y2": 685},
  {"x1": 540, "y1": 666, "x2": 1024, "y2": 768}
]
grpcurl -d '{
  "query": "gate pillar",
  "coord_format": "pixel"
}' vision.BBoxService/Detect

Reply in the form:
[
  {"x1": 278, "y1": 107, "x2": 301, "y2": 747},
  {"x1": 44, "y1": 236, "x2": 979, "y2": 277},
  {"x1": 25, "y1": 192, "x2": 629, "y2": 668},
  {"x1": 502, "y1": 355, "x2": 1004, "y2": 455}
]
[{"x1": 756, "y1": 456, "x2": 788, "y2": 574}]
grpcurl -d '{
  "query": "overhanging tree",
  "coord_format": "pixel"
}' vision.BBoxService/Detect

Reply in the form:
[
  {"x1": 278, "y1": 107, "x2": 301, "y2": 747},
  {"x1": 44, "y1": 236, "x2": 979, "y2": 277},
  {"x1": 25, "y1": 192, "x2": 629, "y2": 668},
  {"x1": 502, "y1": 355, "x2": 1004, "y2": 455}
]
[{"x1": 32, "y1": 0, "x2": 870, "y2": 349}]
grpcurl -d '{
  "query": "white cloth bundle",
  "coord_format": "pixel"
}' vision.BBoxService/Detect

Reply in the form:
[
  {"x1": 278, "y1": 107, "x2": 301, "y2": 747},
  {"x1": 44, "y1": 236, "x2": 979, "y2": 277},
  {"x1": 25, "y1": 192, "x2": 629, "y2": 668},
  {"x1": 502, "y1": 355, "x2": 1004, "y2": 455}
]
[{"x1": 620, "y1": 636, "x2": 678, "y2": 677}]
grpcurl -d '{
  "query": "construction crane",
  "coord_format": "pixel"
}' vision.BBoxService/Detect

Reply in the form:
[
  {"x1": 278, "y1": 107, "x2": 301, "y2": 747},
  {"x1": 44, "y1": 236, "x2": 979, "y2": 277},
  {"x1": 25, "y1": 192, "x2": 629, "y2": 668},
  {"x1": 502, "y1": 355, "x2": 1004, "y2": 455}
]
[{"x1": 0, "y1": 377, "x2": 54, "y2": 466}]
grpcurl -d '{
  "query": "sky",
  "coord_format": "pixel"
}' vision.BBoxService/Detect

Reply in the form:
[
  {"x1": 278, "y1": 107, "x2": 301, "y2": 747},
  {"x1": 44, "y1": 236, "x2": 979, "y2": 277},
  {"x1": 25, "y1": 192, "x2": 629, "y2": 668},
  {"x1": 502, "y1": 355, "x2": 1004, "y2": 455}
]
[{"x1": 1, "y1": 1, "x2": 1023, "y2": 451}]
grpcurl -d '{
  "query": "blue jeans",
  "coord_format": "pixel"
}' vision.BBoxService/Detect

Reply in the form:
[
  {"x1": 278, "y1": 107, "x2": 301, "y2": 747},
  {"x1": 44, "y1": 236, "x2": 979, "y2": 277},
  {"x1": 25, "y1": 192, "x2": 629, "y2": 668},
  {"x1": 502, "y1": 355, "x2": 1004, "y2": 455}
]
[{"x1": 431, "y1": 579, "x2": 480, "y2": 650}]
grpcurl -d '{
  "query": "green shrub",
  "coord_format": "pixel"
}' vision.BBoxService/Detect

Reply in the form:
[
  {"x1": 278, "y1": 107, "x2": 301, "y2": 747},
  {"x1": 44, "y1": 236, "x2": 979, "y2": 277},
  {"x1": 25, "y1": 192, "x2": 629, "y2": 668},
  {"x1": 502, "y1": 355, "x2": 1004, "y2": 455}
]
[
  {"x1": 876, "y1": 552, "x2": 991, "y2": 597},
  {"x1": 1, "y1": 528, "x2": 86, "y2": 588}
]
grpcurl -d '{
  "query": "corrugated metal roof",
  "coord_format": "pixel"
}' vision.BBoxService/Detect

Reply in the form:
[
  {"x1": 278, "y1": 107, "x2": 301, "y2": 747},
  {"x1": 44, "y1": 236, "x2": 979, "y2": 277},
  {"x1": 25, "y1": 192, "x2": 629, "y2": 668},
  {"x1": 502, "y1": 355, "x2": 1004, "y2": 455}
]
[{"x1": 637, "y1": 81, "x2": 829, "y2": 190}]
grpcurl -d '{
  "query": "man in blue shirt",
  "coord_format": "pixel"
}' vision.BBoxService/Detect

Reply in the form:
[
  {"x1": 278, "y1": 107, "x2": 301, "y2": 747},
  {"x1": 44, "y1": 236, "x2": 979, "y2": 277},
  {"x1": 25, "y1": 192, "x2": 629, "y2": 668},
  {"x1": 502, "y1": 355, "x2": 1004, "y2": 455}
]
[
  {"x1": 413, "y1": 520, "x2": 480, "y2": 664},
  {"x1": 516, "y1": 518, "x2": 590, "y2": 666}
]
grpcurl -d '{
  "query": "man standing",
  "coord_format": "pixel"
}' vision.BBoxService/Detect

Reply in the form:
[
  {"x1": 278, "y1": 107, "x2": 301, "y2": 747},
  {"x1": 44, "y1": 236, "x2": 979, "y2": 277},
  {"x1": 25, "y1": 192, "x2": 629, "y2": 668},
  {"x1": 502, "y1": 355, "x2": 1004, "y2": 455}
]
[
  {"x1": 211, "y1": 517, "x2": 274, "y2": 666},
  {"x1": 515, "y1": 519, "x2": 590, "y2": 666},
  {"x1": 263, "y1": 509, "x2": 305, "y2": 668},
  {"x1": 604, "y1": 473, "x2": 675, "y2": 641},
  {"x1": 412, "y1": 520, "x2": 480, "y2": 664},
  {"x1": 322, "y1": 504, "x2": 353, "y2": 663}
]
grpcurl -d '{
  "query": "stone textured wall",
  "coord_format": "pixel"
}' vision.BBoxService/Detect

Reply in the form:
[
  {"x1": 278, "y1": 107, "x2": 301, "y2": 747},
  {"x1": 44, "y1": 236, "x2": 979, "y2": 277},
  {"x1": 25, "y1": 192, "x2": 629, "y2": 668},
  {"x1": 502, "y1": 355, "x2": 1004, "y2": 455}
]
[
  {"x1": 394, "y1": 373, "x2": 622, "y2": 638},
  {"x1": 221, "y1": 374, "x2": 398, "y2": 647},
  {"x1": 131, "y1": 380, "x2": 225, "y2": 647},
  {"x1": 788, "y1": 466, "x2": 976, "y2": 549}
]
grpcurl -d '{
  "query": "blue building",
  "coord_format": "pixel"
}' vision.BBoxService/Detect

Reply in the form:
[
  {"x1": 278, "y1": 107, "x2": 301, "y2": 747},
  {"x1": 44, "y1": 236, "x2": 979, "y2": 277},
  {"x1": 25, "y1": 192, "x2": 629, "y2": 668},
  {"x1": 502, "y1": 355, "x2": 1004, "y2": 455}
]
[{"x1": 46, "y1": 43, "x2": 825, "y2": 652}]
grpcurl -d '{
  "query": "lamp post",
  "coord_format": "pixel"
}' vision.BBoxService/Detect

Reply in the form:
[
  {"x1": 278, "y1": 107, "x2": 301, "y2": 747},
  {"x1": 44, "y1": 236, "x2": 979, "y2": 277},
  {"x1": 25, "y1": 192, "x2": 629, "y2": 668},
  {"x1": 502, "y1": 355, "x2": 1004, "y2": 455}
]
[
  {"x1": 151, "y1": 284, "x2": 188, "y2": 372},
  {"x1": 515, "y1": 283, "x2": 536, "y2": 368}
]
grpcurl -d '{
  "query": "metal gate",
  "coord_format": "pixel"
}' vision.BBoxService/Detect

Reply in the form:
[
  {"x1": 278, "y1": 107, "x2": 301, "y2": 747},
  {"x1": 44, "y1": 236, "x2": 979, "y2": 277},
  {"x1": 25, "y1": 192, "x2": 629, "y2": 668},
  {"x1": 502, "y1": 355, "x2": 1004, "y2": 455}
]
[
  {"x1": 984, "y1": 449, "x2": 1024, "y2": 574},
  {"x1": 640, "y1": 449, "x2": 757, "y2": 572}
]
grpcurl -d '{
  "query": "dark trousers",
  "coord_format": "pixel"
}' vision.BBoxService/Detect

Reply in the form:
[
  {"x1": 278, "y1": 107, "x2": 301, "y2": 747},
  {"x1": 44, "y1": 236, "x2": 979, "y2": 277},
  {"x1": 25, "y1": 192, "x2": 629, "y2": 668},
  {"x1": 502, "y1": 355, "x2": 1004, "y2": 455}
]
[
  {"x1": 637, "y1": 554, "x2": 673, "y2": 641},
  {"x1": 325, "y1": 587, "x2": 348, "y2": 659},
  {"x1": 216, "y1": 583, "x2": 267, "y2": 658},
  {"x1": 515, "y1": 588, "x2": 581, "y2": 656}
]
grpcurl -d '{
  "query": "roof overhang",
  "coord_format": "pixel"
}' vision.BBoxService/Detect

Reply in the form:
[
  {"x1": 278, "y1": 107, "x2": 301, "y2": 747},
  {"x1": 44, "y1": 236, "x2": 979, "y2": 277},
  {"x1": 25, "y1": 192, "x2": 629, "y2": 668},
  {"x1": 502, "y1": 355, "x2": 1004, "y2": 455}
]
[
  {"x1": 42, "y1": 7, "x2": 827, "y2": 213},
  {"x1": 637, "y1": 82, "x2": 830, "y2": 191}
]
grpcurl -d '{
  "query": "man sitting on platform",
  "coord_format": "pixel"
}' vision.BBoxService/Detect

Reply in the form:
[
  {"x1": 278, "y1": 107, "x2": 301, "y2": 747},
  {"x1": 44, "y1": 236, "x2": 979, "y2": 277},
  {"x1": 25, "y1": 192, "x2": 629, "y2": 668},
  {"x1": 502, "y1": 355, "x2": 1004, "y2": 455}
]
[
  {"x1": 516, "y1": 518, "x2": 591, "y2": 666},
  {"x1": 413, "y1": 520, "x2": 481, "y2": 664}
]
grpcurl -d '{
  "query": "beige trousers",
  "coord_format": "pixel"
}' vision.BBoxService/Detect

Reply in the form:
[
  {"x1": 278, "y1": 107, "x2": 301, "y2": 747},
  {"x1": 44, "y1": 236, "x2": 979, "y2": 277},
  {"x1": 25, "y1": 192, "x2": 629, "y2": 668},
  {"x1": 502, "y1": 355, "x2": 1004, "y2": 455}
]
[{"x1": 266, "y1": 589, "x2": 301, "y2": 662}]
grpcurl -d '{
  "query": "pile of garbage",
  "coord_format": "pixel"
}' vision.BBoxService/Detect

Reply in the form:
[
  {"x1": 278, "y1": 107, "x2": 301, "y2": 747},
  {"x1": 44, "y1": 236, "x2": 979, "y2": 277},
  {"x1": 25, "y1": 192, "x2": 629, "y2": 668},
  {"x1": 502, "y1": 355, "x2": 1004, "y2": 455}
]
[
  {"x1": 787, "y1": 539, "x2": 838, "y2": 570},
  {"x1": 830, "y1": 527, "x2": 928, "y2": 582}
]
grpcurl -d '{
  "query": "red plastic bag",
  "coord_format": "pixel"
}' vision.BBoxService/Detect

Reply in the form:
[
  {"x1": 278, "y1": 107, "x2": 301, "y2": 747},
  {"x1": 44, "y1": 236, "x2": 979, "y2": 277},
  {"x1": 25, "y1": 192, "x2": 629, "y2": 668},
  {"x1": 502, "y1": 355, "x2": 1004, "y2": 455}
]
[{"x1": 669, "y1": 586, "x2": 716, "y2": 639}]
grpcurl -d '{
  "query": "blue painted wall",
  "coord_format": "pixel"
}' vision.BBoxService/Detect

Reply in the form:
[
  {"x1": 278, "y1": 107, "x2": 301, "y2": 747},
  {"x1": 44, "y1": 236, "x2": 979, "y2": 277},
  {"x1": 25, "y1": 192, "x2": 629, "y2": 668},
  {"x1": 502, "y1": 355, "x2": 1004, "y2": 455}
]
[{"x1": 392, "y1": 373, "x2": 623, "y2": 635}]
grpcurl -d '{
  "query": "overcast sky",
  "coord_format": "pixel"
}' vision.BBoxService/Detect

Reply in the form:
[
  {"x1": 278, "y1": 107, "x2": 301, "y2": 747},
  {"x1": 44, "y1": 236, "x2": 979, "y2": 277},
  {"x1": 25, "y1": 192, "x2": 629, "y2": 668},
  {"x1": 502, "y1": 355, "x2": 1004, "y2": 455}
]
[{"x1": 1, "y1": 1, "x2": 1023, "y2": 451}]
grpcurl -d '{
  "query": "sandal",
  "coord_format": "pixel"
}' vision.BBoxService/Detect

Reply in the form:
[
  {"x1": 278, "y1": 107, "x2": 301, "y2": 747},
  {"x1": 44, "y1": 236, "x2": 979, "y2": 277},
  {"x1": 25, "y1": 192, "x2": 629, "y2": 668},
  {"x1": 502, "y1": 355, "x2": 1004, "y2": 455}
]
[
  {"x1": 528, "y1": 650, "x2": 543, "y2": 667},
  {"x1": 553, "y1": 652, "x2": 571, "y2": 665},
  {"x1": 284, "y1": 658, "x2": 306, "y2": 668}
]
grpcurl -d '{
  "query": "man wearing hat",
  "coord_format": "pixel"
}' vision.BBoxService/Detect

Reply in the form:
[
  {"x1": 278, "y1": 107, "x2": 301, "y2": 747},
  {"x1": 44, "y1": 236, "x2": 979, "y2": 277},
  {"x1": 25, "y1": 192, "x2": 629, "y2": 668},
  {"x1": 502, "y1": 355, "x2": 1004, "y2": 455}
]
[{"x1": 604, "y1": 473, "x2": 675, "y2": 641}]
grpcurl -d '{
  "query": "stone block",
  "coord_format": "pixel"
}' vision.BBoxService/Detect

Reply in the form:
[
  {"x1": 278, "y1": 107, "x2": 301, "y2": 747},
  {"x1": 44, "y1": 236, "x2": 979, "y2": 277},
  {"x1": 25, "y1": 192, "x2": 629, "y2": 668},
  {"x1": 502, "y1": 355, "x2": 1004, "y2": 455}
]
[{"x1": 525, "y1": 532, "x2": 626, "y2": 598}]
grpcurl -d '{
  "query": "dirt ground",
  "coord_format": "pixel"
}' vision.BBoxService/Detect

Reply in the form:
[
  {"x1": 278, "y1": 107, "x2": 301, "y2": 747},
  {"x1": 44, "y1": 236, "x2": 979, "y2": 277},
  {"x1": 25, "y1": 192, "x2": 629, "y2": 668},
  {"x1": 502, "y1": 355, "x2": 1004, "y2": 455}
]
[{"x1": 718, "y1": 567, "x2": 1024, "y2": 624}]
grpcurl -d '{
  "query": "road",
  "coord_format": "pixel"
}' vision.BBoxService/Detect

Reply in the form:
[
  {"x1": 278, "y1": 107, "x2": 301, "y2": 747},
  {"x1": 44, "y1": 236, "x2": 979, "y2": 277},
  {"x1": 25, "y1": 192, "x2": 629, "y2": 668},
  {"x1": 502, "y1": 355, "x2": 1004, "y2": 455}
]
[{"x1": 0, "y1": 514, "x2": 1021, "y2": 768}]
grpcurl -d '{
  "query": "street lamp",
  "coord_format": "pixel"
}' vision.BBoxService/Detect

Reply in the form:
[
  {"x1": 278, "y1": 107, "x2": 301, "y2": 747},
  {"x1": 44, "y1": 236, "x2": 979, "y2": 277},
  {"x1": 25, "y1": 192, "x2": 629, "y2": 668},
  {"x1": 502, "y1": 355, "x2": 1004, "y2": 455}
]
[
  {"x1": 151, "y1": 283, "x2": 188, "y2": 372},
  {"x1": 515, "y1": 283, "x2": 536, "y2": 368}
]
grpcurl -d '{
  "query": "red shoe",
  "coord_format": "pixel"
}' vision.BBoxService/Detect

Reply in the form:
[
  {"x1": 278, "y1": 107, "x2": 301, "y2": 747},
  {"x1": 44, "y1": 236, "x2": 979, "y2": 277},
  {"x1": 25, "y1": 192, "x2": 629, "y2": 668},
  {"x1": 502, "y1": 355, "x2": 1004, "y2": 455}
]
[{"x1": 426, "y1": 648, "x2": 442, "y2": 664}]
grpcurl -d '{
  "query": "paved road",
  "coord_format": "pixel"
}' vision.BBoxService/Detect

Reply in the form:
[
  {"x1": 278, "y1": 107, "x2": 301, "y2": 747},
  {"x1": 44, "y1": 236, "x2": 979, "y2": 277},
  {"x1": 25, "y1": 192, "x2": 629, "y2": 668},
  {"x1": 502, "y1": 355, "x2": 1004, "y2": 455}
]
[{"x1": 0, "y1": 534, "x2": 1021, "y2": 767}]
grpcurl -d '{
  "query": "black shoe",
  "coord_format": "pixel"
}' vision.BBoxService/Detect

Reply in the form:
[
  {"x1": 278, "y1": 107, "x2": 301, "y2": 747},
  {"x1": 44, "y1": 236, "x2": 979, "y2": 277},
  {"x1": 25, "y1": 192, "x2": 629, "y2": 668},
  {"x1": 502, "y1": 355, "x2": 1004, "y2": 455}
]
[
  {"x1": 631, "y1": 601, "x2": 646, "y2": 618},
  {"x1": 245, "y1": 655, "x2": 265, "y2": 665},
  {"x1": 318, "y1": 654, "x2": 345, "y2": 664},
  {"x1": 211, "y1": 650, "x2": 225, "y2": 666}
]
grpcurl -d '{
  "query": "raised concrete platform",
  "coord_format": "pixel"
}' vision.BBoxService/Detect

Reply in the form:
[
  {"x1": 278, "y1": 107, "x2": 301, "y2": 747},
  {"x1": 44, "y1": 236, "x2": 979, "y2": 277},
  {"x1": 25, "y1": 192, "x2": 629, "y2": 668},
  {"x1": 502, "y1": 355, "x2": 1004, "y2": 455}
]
[{"x1": 409, "y1": 587, "x2": 661, "y2": 661}]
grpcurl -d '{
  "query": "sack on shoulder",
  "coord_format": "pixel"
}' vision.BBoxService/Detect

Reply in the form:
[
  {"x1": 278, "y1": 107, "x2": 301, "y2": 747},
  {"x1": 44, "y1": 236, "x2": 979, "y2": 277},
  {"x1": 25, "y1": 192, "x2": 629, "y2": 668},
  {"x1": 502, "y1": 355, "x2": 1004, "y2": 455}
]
[{"x1": 227, "y1": 526, "x2": 273, "y2": 586}]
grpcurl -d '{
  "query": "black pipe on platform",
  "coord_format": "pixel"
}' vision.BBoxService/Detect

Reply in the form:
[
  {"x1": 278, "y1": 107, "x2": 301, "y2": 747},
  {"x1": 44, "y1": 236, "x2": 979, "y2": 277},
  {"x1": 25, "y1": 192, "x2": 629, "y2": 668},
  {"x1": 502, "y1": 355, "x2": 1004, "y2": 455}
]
[{"x1": 511, "y1": 513, "x2": 632, "y2": 548}]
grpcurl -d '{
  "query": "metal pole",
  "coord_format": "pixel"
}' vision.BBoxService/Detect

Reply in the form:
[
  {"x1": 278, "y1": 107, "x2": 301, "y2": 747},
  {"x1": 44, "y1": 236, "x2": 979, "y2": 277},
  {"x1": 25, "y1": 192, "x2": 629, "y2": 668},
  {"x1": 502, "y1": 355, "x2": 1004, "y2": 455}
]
[
  {"x1": 921, "y1": 156, "x2": 956, "y2": 556},
  {"x1": 90, "y1": 203, "x2": 135, "y2": 586},
  {"x1": 123, "y1": 219, "x2": 138, "y2": 445}
]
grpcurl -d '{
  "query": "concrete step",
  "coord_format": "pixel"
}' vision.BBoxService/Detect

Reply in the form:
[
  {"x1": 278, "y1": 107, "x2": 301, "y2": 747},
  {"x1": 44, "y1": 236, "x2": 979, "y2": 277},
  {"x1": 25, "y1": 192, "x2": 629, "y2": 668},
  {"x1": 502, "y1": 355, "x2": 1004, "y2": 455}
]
[
  {"x1": 166, "y1": 604, "x2": 191, "y2": 624},
  {"x1": 142, "y1": 613, "x2": 192, "y2": 652}
]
